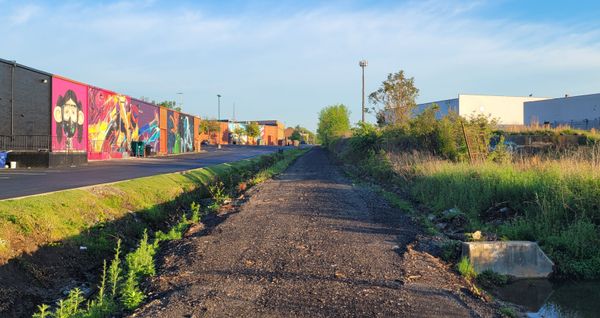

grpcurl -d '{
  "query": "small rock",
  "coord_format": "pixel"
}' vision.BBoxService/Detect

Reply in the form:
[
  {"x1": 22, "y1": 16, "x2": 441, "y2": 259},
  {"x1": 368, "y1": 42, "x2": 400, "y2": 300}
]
[{"x1": 334, "y1": 271, "x2": 346, "y2": 279}]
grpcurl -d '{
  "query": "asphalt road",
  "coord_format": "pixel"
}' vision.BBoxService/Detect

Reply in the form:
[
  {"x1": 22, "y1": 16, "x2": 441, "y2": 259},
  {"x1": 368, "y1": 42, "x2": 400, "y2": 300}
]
[{"x1": 0, "y1": 145, "x2": 284, "y2": 200}]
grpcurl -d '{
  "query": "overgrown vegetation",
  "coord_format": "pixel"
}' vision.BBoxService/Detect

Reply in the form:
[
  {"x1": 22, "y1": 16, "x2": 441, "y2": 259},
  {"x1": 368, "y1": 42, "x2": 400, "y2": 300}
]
[
  {"x1": 30, "y1": 148, "x2": 308, "y2": 317},
  {"x1": 322, "y1": 75, "x2": 600, "y2": 279}
]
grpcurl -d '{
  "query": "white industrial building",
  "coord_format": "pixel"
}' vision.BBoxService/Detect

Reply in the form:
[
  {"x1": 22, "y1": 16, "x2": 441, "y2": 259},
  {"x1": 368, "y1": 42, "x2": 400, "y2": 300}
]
[
  {"x1": 524, "y1": 93, "x2": 600, "y2": 130},
  {"x1": 416, "y1": 94, "x2": 549, "y2": 125}
]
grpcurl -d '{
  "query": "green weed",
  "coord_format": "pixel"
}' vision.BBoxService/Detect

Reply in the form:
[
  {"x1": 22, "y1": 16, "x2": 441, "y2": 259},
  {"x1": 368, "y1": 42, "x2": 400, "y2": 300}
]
[
  {"x1": 457, "y1": 256, "x2": 477, "y2": 280},
  {"x1": 498, "y1": 306, "x2": 517, "y2": 318},
  {"x1": 121, "y1": 271, "x2": 144, "y2": 310},
  {"x1": 190, "y1": 201, "x2": 201, "y2": 223},
  {"x1": 208, "y1": 181, "x2": 229, "y2": 205}
]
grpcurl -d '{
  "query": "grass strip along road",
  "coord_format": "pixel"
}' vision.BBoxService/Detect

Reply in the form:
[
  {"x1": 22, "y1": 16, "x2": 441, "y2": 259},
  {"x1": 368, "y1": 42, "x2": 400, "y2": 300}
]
[{"x1": 0, "y1": 145, "x2": 283, "y2": 200}]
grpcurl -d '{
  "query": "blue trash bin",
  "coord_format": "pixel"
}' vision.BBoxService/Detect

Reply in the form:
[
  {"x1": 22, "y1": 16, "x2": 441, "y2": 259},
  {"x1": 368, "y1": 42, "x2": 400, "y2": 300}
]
[{"x1": 0, "y1": 152, "x2": 7, "y2": 168}]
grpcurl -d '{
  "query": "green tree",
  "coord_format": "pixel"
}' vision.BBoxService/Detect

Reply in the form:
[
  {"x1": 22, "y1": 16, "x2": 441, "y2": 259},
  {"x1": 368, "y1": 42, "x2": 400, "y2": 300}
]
[
  {"x1": 156, "y1": 100, "x2": 182, "y2": 112},
  {"x1": 317, "y1": 104, "x2": 351, "y2": 145},
  {"x1": 199, "y1": 118, "x2": 220, "y2": 144},
  {"x1": 232, "y1": 126, "x2": 246, "y2": 144},
  {"x1": 290, "y1": 130, "x2": 302, "y2": 141},
  {"x1": 245, "y1": 122, "x2": 261, "y2": 145},
  {"x1": 292, "y1": 125, "x2": 316, "y2": 144},
  {"x1": 369, "y1": 70, "x2": 419, "y2": 127}
]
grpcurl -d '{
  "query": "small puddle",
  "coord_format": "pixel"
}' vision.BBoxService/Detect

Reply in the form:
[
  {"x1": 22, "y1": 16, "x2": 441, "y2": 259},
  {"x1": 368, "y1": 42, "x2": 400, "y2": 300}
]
[{"x1": 493, "y1": 279, "x2": 600, "y2": 317}]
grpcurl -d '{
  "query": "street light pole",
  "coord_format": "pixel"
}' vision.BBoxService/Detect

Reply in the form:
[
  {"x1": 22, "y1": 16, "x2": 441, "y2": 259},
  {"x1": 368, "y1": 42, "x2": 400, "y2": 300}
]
[
  {"x1": 217, "y1": 94, "x2": 222, "y2": 149},
  {"x1": 359, "y1": 60, "x2": 368, "y2": 123},
  {"x1": 176, "y1": 92, "x2": 183, "y2": 109}
]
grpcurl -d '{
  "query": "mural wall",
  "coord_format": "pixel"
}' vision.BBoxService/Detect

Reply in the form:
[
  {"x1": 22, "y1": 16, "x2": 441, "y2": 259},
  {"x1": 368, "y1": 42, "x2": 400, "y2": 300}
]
[
  {"x1": 88, "y1": 87, "x2": 139, "y2": 159},
  {"x1": 167, "y1": 110, "x2": 180, "y2": 154},
  {"x1": 133, "y1": 99, "x2": 160, "y2": 153},
  {"x1": 51, "y1": 77, "x2": 88, "y2": 152},
  {"x1": 179, "y1": 113, "x2": 194, "y2": 153}
]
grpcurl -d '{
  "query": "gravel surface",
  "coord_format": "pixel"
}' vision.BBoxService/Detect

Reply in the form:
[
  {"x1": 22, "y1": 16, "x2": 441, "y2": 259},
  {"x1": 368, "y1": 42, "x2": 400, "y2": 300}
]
[{"x1": 131, "y1": 148, "x2": 499, "y2": 317}]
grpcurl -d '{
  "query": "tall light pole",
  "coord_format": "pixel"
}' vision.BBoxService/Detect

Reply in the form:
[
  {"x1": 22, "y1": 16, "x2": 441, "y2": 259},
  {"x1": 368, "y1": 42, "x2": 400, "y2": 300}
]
[
  {"x1": 217, "y1": 94, "x2": 222, "y2": 149},
  {"x1": 176, "y1": 92, "x2": 183, "y2": 109},
  {"x1": 359, "y1": 60, "x2": 368, "y2": 123}
]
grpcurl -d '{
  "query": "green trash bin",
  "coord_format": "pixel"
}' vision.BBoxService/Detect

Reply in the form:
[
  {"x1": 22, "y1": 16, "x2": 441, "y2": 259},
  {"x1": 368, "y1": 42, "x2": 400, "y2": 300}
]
[{"x1": 131, "y1": 141, "x2": 145, "y2": 157}]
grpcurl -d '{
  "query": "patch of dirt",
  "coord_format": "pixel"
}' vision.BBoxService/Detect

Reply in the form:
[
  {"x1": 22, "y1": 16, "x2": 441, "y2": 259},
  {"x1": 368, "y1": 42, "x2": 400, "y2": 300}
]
[{"x1": 131, "y1": 148, "x2": 503, "y2": 317}]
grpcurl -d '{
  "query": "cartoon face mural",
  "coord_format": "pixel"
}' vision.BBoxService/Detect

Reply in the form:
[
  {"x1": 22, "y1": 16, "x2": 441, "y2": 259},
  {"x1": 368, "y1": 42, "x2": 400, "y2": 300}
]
[
  {"x1": 167, "y1": 110, "x2": 180, "y2": 154},
  {"x1": 88, "y1": 87, "x2": 139, "y2": 159},
  {"x1": 179, "y1": 114, "x2": 194, "y2": 152},
  {"x1": 134, "y1": 99, "x2": 160, "y2": 153},
  {"x1": 51, "y1": 77, "x2": 87, "y2": 151}
]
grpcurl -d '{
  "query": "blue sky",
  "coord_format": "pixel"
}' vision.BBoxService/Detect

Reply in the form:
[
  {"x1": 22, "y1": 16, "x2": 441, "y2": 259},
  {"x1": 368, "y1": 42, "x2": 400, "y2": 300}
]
[{"x1": 2, "y1": 0, "x2": 600, "y2": 131}]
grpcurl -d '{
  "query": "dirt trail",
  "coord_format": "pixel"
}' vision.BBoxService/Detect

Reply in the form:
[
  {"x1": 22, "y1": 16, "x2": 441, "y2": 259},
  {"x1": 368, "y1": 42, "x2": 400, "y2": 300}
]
[{"x1": 132, "y1": 148, "x2": 498, "y2": 317}]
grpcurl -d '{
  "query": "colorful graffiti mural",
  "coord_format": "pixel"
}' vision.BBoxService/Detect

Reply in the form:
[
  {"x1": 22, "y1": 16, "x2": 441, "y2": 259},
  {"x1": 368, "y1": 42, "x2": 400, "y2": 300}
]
[
  {"x1": 167, "y1": 110, "x2": 180, "y2": 154},
  {"x1": 179, "y1": 114, "x2": 194, "y2": 152},
  {"x1": 88, "y1": 87, "x2": 139, "y2": 159},
  {"x1": 134, "y1": 99, "x2": 160, "y2": 153},
  {"x1": 51, "y1": 77, "x2": 88, "y2": 152}
]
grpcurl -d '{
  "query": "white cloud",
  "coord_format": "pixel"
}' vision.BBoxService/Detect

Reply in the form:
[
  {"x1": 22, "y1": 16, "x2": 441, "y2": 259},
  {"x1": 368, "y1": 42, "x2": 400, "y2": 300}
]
[
  {"x1": 9, "y1": 4, "x2": 41, "y2": 25},
  {"x1": 1, "y1": 1, "x2": 600, "y2": 130}
]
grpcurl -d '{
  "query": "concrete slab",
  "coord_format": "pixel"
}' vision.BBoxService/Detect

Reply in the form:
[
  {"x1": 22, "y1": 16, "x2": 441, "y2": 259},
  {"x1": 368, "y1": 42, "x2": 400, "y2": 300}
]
[{"x1": 462, "y1": 241, "x2": 554, "y2": 278}]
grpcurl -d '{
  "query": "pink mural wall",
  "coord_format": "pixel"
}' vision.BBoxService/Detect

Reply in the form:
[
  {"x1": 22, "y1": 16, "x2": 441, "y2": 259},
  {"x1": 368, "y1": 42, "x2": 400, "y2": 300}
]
[{"x1": 51, "y1": 77, "x2": 88, "y2": 152}]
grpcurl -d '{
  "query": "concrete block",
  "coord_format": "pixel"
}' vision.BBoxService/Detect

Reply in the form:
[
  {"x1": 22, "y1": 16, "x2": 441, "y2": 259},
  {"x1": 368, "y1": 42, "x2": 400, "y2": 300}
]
[{"x1": 462, "y1": 241, "x2": 554, "y2": 278}]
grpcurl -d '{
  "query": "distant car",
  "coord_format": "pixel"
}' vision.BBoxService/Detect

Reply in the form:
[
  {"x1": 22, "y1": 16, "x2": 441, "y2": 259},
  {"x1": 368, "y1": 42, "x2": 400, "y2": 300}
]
[
  {"x1": 300, "y1": 140, "x2": 307, "y2": 145},
  {"x1": 201, "y1": 140, "x2": 209, "y2": 145}
]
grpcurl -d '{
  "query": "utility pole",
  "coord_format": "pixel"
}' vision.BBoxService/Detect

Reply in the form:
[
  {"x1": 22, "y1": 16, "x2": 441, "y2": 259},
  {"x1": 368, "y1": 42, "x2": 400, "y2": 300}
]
[
  {"x1": 217, "y1": 94, "x2": 222, "y2": 149},
  {"x1": 359, "y1": 60, "x2": 368, "y2": 123}
]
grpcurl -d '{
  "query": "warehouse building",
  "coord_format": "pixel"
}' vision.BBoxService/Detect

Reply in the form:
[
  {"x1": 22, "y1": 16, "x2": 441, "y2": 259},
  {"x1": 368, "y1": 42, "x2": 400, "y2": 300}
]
[
  {"x1": 524, "y1": 93, "x2": 600, "y2": 130},
  {"x1": 0, "y1": 58, "x2": 284, "y2": 168},
  {"x1": 416, "y1": 94, "x2": 549, "y2": 125}
]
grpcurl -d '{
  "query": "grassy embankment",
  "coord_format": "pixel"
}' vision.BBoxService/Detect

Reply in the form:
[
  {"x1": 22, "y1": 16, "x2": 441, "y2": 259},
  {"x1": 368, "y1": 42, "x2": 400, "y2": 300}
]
[
  {"x1": 0, "y1": 148, "x2": 307, "y2": 317},
  {"x1": 0, "y1": 149, "x2": 306, "y2": 263},
  {"x1": 329, "y1": 120, "x2": 600, "y2": 280}
]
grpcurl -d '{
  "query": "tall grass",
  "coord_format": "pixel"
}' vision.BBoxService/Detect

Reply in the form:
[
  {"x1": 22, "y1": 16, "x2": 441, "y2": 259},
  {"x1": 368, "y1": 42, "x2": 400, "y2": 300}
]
[
  {"x1": 390, "y1": 151, "x2": 600, "y2": 279},
  {"x1": 331, "y1": 119, "x2": 600, "y2": 279}
]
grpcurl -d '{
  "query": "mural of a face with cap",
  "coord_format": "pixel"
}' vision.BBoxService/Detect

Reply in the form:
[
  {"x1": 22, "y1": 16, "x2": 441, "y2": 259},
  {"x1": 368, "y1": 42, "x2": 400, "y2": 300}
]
[{"x1": 54, "y1": 89, "x2": 84, "y2": 150}]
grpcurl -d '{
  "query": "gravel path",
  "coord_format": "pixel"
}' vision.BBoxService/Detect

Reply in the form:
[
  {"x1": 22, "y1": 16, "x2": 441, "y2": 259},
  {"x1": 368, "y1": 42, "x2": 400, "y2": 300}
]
[{"x1": 132, "y1": 148, "x2": 498, "y2": 317}]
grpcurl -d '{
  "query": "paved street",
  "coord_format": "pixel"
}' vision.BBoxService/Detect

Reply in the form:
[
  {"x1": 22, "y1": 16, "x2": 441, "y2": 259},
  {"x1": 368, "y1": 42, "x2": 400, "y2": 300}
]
[{"x1": 0, "y1": 145, "x2": 283, "y2": 200}]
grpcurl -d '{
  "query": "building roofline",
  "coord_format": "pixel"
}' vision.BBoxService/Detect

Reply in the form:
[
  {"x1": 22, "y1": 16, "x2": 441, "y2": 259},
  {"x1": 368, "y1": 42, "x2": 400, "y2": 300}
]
[
  {"x1": 457, "y1": 93, "x2": 550, "y2": 99},
  {"x1": 525, "y1": 92, "x2": 600, "y2": 103},
  {"x1": 0, "y1": 58, "x2": 52, "y2": 76}
]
